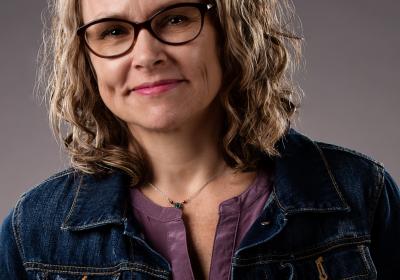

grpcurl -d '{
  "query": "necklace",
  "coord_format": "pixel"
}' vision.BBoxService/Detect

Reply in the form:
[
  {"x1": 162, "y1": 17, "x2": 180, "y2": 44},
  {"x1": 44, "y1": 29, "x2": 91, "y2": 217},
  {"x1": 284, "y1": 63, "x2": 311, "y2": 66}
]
[{"x1": 148, "y1": 168, "x2": 225, "y2": 209}]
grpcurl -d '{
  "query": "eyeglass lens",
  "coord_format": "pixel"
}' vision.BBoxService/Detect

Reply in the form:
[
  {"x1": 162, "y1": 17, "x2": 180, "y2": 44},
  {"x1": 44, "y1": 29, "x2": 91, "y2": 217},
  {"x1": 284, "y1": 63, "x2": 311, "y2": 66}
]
[{"x1": 84, "y1": 6, "x2": 203, "y2": 57}]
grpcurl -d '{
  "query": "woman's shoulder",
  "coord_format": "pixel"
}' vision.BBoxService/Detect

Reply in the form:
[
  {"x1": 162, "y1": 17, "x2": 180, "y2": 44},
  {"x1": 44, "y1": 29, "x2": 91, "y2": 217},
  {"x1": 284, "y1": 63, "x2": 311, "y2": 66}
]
[
  {"x1": 8, "y1": 168, "x2": 83, "y2": 236},
  {"x1": 276, "y1": 129, "x2": 393, "y2": 212},
  {"x1": 313, "y1": 139, "x2": 388, "y2": 192},
  {"x1": 17, "y1": 168, "x2": 79, "y2": 208},
  {"x1": 315, "y1": 140, "x2": 383, "y2": 168},
  {"x1": 313, "y1": 140, "x2": 387, "y2": 200},
  {"x1": 281, "y1": 129, "x2": 385, "y2": 174},
  {"x1": 12, "y1": 167, "x2": 129, "y2": 232},
  {"x1": 1, "y1": 168, "x2": 82, "y2": 264}
]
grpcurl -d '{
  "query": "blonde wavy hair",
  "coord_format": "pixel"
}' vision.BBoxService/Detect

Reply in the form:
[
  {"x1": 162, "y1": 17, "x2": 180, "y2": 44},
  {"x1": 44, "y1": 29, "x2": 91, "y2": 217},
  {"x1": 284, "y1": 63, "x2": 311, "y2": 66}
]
[{"x1": 38, "y1": 0, "x2": 302, "y2": 186}]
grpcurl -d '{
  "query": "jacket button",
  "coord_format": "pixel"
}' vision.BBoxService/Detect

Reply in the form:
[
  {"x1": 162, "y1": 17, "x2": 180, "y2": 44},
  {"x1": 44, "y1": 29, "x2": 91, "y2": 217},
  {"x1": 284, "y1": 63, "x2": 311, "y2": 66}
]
[{"x1": 261, "y1": 220, "x2": 271, "y2": 226}]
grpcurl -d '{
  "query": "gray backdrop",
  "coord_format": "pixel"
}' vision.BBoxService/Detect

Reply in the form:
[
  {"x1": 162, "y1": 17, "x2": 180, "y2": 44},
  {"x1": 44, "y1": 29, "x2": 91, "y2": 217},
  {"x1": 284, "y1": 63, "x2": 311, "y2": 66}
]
[{"x1": 1, "y1": 0, "x2": 399, "y2": 220}]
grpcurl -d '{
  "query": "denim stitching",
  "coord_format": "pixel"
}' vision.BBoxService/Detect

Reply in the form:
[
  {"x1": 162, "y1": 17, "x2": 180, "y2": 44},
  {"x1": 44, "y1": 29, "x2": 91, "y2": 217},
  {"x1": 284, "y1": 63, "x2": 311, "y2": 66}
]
[
  {"x1": 279, "y1": 262, "x2": 296, "y2": 280},
  {"x1": 339, "y1": 246, "x2": 369, "y2": 280},
  {"x1": 24, "y1": 262, "x2": 169, "y2": 279},
  {"x1": 314, "y1": 142, "x2": 350, "y2": 210},
  {"x1": 363, "y1": 244, "x2": 378, "y2": 278},
  {"x1": 41, "y1": 168, "x2": 76, "y2": 184},
  {"x1": 28, "y1": 268, "x2": 167, "y2": 279},
  {"x1": 60, "y1": 175, "x2": 125, "y2": 231},
  {"x1": 232, "y1": 237, "x2": 370, "y2": 266},
  {"x1": 24, "y1": 261, "x2": 169, "y2": 273},
  {"x1": 60, "y1": 175, "x2": 84, "y2": 230},
  {"x1": 341, "y1": 271, "x2": 368, "y2": 278},
  {"x1": 236, "y1": 237, "x2": 370, "y2": 262},
  {"x1": 28, "y1": 269, "x2": 166, "y2": 279},
  {"x1": 358, "y1": 245, "x2": 374, "y2": 269},
  {"x1": 367, "y1": 164, "x2": 385, "y2": 233},
  {"x1": 274, "y1": 180, "x2": 348, "y2": 214},
  {"x1": 62, "y1": 219, "x2": 124, "y2": 231},
  {"x1": 341, "y1": 274, "x2": 368, "y2": 280},
  {"x1": 14, "y1": 169, "x2": 76, "y2": 209},
  {"x1": 12, "y1": 194, "x2": 27, "y2": 262},
  {"x1": 316, "y1": 142, "x2": 383, "y2": 167},
  {"x1": 234, "y1": 241, "x2": 369, "y2": 268},
  {"x1": 261, "y1": 190, "x2": 276, "y2": 213},
  {"x1": 281, "y1": 206, "x2": 349, "y2": 214},
  {"x1": 272, "y1": 186, "x2": 287, "y2": 213},
  {"x1": 24, "y1": 169, "x2": 76, "y2": 195}
]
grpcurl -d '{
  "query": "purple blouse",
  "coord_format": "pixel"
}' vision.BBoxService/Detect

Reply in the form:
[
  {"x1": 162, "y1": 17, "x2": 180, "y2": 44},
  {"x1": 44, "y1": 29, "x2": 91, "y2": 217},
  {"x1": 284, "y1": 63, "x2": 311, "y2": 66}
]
[{"x1": 130, "y1": 169, "x2": 273, "y2": 280}]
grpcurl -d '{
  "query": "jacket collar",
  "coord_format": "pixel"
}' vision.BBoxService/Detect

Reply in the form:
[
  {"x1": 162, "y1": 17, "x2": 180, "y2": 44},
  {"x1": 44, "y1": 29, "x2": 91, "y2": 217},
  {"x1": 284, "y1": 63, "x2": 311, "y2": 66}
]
[
  {"x1": 273, "y1": 129, "x2": 350, "y2": 214},
  {"x1": 62, "y1": 129, "x2": 350, "y2": 231},
  {"x1": 61, "y1": 170, "x2": 131, "y2": 231}
]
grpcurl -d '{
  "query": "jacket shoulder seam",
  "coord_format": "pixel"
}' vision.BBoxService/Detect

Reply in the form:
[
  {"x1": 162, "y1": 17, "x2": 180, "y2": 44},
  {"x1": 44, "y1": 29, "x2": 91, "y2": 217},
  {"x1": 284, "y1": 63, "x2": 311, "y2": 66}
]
[
  {"x1": 315, "y1": 142, "x2": 384, "y2": 168},
  {"x1": 38, "y1": 168, "x2": 77, "y2": 186},
  {"x1": 367, "y1": 164, "x2": 386, "y2": 232},
  {"x1": 12, "y1": 195, "x2": 27, "y2": 263},
  {"x1": 18, "y1": 168, "x2": 77, "y2": 199}
]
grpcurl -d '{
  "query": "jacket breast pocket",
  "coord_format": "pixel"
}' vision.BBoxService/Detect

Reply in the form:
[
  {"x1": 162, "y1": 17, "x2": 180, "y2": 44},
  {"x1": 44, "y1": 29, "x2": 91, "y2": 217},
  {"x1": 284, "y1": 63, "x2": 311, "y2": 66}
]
[
  {"x1": 27, "y1": 269, "x2": 167, "y2": 280},
  {"x1": 274, "y1": 245, "x2": 377, "y2": 280},
  {"x1": 25, "y1": 262, "x2": 170, "y2": 280},
  {"x1": 281, "y1": 244, "x2": 377, "y2": 280},
  {"x1": 232, "y1": 244, "x2": 377, "y2": 280},
  {"x1": 27, "y1": 272, "x2": 121, "y2": 280}
]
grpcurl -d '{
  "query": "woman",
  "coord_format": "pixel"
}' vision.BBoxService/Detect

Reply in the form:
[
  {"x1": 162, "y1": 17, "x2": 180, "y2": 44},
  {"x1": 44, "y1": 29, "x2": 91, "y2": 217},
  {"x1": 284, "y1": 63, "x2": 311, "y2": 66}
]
[{"x1": 1, "y1": 0, "x2": 399, "y2": 279}]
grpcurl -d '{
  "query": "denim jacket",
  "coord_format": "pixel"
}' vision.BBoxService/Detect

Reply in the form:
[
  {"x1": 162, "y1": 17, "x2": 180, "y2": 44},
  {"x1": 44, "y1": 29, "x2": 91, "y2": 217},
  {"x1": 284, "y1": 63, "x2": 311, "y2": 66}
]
[{"x1": 1, "y1": 130, "x2": 399, "y2": 279}]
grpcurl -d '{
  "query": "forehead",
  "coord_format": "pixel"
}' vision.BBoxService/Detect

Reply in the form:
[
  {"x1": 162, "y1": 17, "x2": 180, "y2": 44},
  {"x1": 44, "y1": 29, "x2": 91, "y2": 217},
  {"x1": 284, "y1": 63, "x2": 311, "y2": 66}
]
[{"x1": 81, "y1": 0, "x2": 200, "y2": 23}]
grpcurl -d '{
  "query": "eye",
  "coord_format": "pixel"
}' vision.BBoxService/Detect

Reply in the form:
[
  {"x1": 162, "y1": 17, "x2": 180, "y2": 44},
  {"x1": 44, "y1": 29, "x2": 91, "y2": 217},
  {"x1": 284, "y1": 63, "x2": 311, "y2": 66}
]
[
  {"x1": 166, "y1": 15, "x2": 188, "y2": 25},
  {"x1": 101, "y1": 27, "x2": 128, "y2": 38},
  {"x1": 157, "y1": 14, "x2": 190, "y2": 28}
]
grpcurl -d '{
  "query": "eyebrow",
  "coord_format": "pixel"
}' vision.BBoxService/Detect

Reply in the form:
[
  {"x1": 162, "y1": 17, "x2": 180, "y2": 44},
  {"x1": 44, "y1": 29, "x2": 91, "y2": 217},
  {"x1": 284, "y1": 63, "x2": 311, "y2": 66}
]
[
  {"x1": 90, "y1": 0, "x2": 197, "y2": 23},
  {"x1": 88, "y1": 0, "x2": 202, "y2": 24}
]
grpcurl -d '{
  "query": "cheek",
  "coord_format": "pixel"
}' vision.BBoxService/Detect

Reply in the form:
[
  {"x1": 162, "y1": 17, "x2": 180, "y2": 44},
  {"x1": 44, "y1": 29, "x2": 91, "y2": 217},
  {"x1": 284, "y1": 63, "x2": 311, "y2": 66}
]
[
  {"x1": 184, "y1": 43, "x2": 222, "y2": 97},
  {"x1": 91, "y1": 55, "x2": 130, "y2": 90},
  {"x1": 201, "y1": 37, "x2": 222, "y2": 95},
  {"x1": 90, "y1": 56, "x2": 131, "y2": 107},
  {"x1": 199, "y1": 49, "x2": 222, "y2": 99}
]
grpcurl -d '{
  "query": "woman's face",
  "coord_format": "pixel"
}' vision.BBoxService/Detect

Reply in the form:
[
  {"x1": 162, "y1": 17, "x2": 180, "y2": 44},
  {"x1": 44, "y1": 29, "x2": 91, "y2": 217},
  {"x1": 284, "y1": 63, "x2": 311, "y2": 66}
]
[{"x1": 81, "y1": 0, "x2": 223, "y2": 133}]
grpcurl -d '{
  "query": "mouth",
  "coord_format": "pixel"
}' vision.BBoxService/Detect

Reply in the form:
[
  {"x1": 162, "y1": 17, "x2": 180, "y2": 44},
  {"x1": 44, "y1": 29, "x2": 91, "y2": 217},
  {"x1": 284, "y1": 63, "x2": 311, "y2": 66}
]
[{"x1": 131, "y1": 79, "x2": 186, "y2": 96}]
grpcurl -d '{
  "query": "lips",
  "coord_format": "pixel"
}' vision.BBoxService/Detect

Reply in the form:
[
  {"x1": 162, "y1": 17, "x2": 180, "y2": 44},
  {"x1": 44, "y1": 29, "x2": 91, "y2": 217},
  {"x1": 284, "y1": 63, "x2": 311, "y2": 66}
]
[
  {"x1": 131, "y1": 79, "x2": 185, "y2": 96},
  {"x1": 132, "y1": 79, "x2": 184, "y2": 91}
]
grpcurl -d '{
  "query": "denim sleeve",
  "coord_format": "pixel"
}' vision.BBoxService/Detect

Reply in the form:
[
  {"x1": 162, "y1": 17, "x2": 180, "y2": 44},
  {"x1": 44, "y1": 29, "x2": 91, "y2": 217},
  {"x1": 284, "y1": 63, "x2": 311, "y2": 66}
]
[
  {"x1": 0, "y1": 208, "x2": 27, "y2": 279},
  {"x1": 370, "y1": 170, "x2": 400, "y2": 277}
]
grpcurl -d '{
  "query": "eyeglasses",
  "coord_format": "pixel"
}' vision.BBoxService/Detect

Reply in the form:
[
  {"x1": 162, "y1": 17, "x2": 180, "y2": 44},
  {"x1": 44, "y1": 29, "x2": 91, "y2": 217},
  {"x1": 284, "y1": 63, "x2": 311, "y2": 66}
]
[{"x1": 77, "y1": 2, "x2": 214, "y2": 58}]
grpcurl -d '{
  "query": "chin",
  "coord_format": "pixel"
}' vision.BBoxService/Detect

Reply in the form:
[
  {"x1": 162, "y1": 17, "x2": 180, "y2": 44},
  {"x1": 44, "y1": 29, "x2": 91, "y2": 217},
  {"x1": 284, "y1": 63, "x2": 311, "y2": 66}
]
[
  {"x1": 145, "y1": 124, "x2": 181, "y2": 133},
  {"x1": 129, "y1": 118, "x2": 183, "y2": 134}
]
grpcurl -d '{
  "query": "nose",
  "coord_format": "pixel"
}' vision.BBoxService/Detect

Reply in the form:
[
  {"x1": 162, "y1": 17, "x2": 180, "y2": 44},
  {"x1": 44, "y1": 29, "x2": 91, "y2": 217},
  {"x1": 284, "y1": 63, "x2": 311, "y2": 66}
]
[{"x1": 130, "y1": 28, "x2": 166, "y2": 71}]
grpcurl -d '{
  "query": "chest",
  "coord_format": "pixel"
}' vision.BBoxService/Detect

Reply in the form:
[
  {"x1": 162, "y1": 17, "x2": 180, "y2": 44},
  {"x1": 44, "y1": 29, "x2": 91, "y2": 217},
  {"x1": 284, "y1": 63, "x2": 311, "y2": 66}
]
[
  {"x1": 182, "y1": 206, "x2": 220, "y2": 279},
  {"x1": 180, "y1": 194, "x2": 251, "y2": 279}
]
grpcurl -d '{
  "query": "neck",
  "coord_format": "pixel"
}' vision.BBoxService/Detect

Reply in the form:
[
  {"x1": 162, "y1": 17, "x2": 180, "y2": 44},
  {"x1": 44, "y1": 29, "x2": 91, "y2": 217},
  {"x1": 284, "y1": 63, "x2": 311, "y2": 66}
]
[{"x1": 128, "y1": 108, "x2": 227, "y2": 198}]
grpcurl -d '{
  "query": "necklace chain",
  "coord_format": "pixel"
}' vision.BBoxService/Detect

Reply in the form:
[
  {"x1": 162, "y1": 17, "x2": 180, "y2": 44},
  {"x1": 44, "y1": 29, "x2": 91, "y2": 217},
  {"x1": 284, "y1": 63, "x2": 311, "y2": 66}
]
[{"x1": 148, "y1": 168, "x2": 224, "y2": 209}]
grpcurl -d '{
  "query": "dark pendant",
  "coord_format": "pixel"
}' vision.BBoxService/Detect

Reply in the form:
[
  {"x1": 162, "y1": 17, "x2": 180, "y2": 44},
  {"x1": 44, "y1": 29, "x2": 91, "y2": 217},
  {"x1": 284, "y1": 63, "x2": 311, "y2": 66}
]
[
  {"x1": 173, "y1": 202, "x2": 184, "y2": 209},
  {"x1": 168, "y1": 199, "x2": 185, "y2": 209},
  {"x1": 168, "y1": 198, "x2": 186, "y2": 209}
]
